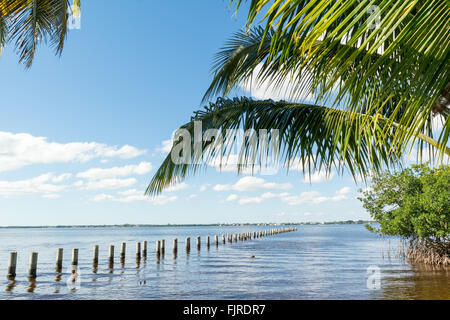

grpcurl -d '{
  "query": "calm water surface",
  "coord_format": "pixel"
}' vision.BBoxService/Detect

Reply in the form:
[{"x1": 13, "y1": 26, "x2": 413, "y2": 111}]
[{"x1": 0, "y1": 224, "x2": 448, "y2": 300}]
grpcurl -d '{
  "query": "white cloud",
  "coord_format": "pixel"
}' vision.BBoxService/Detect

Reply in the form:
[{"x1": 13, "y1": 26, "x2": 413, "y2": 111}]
[
  {"x1": 224, "y1": 191, "x2": 290, "y2": 205},
  {"x1": 408, "y1": 147, "x2": 450, "y2": 163},
  {"x1": 165, "y1": 182, "x2": 189, "y2": 192},
  {"x1": 0, "y1": 131, "x2": 147, "y2": 172},
  {"x1": 156, "y1": 139, "x2": 173, "y2": 153},
  {"x1": 213, "y1": 176, "x2": 292, "y2": 192},
  {"x1": 42, "y1": 194, "x2": 61, "y2": 199},
  {"x1": 81, "y1": 178, "x2": 137, "y2": 190},
  {"x1": 76, "y1": 162, "x2": 152, "y2": 180},
  {"x1": 187, "y1": 194, "x2": 198, "y2": 200},
  {"x1": 0, "y1": 173, "x2": 68, "y2": 197},
  {"x1": 302, "y1": 171, "x2": 335, "y2": 183},
  {"x1": 51, "y1": 173, "x2": 72, "y2": 183},
  {"x1": 91, "y1": 189, "x2": 178, "y2": 205},
  {"x1": 200, "y1": 184, "x2": 211, "y2": 192},
  {"x1": 225, "y1": 194, "x2": 239, "y2": 202},
  {"x1": 281, "y1": 187, "x2": 351, "y2": 206},
  {"x1": 238, "y1": 196, "x2": 265, "y2": 205},
  {"x1": 91, "y1": 193, "x2": 116, "y2": 202}
]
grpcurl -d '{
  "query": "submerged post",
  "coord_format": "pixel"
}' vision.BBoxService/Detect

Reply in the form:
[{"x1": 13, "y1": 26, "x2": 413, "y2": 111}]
[
  {"x1": 120, "y1": 242, "x2": 126, "y2": 262},
  {"x1": 136, "y1": 242, "x2": 141, "y2": 260},
  {"x1": 196, "y1": 236, "x2": 201, "y2": 250},
  {"x1": 7, "y1": 252, "x2": 17, "y2": 280},
  {"x1": 161, "y1": 240, "x2": 165, "y2": 256},
  {"x1": 143, "y1": 241, "x2": 147, "y2": 258},
  {"x1": 109, "y1": 245, "x2": 115, "y2": 266},
  {"x1": 222, "y1": 234, "x2": 225, "y2": 244},
  {"x1": 28, "y1": 252, "x2": 38, "y2": 279},
  {"x1": 93, "y1": 245, "x2": 99, "y2": 265},
  {"x1": 206, "y1": 236, "x2": 210, "y2": 248},
  {"x1": 186, "y1": 237, "x2": 191, "y2": 253},
  {"x1": 72, "y1": 248, "x2": 79, "y2": 266},
  {"x1": 156, "y1": 240, "x2": 161, "y2": 256},
  {"x1": 173, "y1": 238, "x2": 178, "y2": 257},
  {"x1": 214, "y1": 235, "x2": 218, "y2": 246},
  {"x1": 56, "y1": 248, "x2": 63, "y2": 272}
]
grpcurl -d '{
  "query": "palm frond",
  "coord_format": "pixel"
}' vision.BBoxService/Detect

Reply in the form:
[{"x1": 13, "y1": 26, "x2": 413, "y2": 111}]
[
  {"x1": 225, "y1": 1, "x2": 450, "y2": 158},
  {"x1": 0, "y1": 0, "x2": 72, "y2": 68},
  {"x1": 146, "y1": 97, "x2": 408, "y2": 195}
]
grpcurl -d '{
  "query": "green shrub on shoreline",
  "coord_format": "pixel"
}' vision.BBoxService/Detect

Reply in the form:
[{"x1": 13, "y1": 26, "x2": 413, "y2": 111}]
[{"x1": 359, "y1": 164, "x2": 449, "y2": 265}]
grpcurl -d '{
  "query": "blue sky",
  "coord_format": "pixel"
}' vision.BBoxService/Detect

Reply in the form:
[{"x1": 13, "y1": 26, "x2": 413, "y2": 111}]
[{"x1": 0, "y1": 0, "x2": 412, "y2": 226}]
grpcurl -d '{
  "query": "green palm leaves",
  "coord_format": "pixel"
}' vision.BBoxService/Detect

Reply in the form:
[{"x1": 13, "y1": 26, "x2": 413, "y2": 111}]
[
  {"x1": 228, "y1": 0, "x2": 450, "y2": 156},
  {"x1": 0, "y1": 0, "x2": 78, "y2": 68},
  {"x1": 148, "y1": 1, "x2": 450, "y2": 195}
]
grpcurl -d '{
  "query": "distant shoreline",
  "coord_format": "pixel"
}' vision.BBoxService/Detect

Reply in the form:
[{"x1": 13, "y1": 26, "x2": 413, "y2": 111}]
[{"x1": 0, "y1": 220, "x2": 375, "y2": 229}]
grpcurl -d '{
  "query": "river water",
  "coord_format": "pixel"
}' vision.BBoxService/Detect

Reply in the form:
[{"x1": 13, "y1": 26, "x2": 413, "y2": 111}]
[{"x1": 0, "y1": 224, "x2": 448, "y2": 299}]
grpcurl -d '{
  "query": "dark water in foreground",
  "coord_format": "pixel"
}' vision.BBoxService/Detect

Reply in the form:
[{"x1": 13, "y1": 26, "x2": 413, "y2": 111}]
[{"x1": 0, "y1": 224, "x2": 448, "y2": 300}]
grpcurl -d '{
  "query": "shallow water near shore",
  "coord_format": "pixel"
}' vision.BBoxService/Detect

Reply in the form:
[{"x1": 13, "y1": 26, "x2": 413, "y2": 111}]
[{"x1": 0, "y1": 224, "x2": 448, "y2": 300}]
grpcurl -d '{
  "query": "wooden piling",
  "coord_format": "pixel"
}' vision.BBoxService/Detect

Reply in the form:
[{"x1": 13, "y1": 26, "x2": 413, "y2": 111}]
[
  {"x1": 222, "y1": 234, "x2": 225, "y2": 244},
  {"x1": 206, "y1": 236, "x2": 210, "y2": 248},
  {"x1": 28, "y1": 252, "x2": 38, "y2": 279},
  {"x1": 108, "y1": 245, "x2": 115, "y2": 265},
  {"x1": 120, "y1": 242, "x2": 126, "y2": 261},
  {"x1": 143, "y1": 241, "x2": 147, "y2": 258},
  {"x1": 156, "y1": 240, "x2": 161, "y2": 256},
  {"x1": 173, "y1": 238, "x2": 178, "y2": 256},
  {"x1": 7, "y1": 252, "x2": 17, "y2": 280},
  {"x1": 93, "y1": 245, "x2": 99, "y2": 265},
  {"x1": 160, "y1": 239, "x2": 165, "y2": 254},
  {"x1": 214, "y1": 235, "x2": 218, "y2": 246},
  {"x1": 72, "y1": 248, "x2": 79, "y2": 266},
  {"x1": 186, "y1": 237, "x2": 190, "y2": 253},
  {"x1": 136, "y1": 242, "x2": 141, "y2": 260},
  {"x1": 56, "y1": 248, "x2": 63, "y2": 272},
  {"x1": 196, "y1": 236, "x2": 201, "y2": 250}
]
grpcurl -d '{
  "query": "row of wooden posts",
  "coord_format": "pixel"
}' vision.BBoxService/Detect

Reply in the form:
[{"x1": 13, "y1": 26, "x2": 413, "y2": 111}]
[{"x1": 6, "y1": 227, "x2": 297, "y2": 280}]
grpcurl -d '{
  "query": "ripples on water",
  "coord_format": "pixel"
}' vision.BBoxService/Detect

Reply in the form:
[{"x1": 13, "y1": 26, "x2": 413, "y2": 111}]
[{"x1": 0, "y1": 225, "x2": 448, "y2": 300}]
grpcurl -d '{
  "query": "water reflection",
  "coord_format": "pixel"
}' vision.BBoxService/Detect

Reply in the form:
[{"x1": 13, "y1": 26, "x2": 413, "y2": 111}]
[
  {"x1": 5, "y1": 280, "x2": 17, "y2": 293},
  {"x1": 380, "y1": 263, "x2": 450, "y2": 300},
  {"x1": 0, "y1": 225, "x2": 448, "y2": 299},
  {"x1": 27, "y1": 279, "x2": 36, "y2": 293}
]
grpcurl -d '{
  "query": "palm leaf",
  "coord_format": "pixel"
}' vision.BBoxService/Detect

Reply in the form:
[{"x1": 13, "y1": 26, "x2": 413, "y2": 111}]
[
  {"x1": 0, "y1": 0, "x2": 73, "y2": 68},
  {"x1": 226, "y1": 1, "x2": 450, "y2": 158},
  {"x1": 146, "y1": 97, "x2": 412, "y2": 195}
]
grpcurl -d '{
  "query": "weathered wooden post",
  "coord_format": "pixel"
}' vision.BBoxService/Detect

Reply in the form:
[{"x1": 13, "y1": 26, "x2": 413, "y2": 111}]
[
  {"x1": 108, "y1": 245, "x2": 115, "y2": 266},
  {"x1": 72, "y1": 248, "x2": 79, "y2": 266},
  {"x1": 93, "y1": 245, "x2": 99, "y2": 265},
  {"x1": 196, "y1": 236, "x2": 201, "y2": 250},
  {"x1": 56, "y1": 248, "x2": 63, "y2": 272},
  {"x1": 7, "y1": 252, "x2": 17, "y2": 280},
  {"x1": 143, "y1": 241, "x2": 147, "y2": 258},
  {"x1": 156, "y1": 240, "x2": 161, "y2": 256},
  {"x1": 222, "y1": 234, "x2": 225, "y2": 244},
  {"x1": 136, "y1": 242, "x2": 141, "y2": 260},
  {"x1": 173, "y1": 238, "x2": 178, "y2": 257},
  {"x1": 160, "y1": 239, "x2": 165, "y2": 255},
  {"x1": 186, "y1": 237, "x2": 191, "y2": 253},
  {"x1": 120, "y1": 242, "x2": 126, "y2": 262},
  {"x1": 214, "y1": 235, "x2": 219, "y2": 246},
  {"x1": 28, "y1": 252, "x2": 38, "y2": 279},
  {"x1": 206, "y1": 236, "x2": 210, "y2": 249}
]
